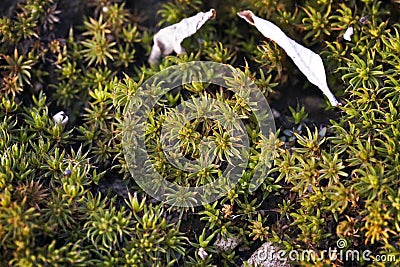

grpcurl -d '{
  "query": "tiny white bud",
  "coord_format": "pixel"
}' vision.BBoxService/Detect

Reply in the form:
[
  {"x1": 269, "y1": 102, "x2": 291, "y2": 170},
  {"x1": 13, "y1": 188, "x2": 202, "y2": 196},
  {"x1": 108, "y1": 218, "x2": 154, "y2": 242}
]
[
  {"x1": 343, "y1": 26, "x2": 354, "y2": 41},
  {"x1": 53, "y1": 111, "x2": 68, "y2": 126},
  {"x1": 197, "y1": 247, "x2": 208, "y2": 260},
  {"x1": 102, "y1": 6, "x2": 109, "y2": 13},
  {"x1": 271, "y1": 108, "x2": 281, "y2": 119}
]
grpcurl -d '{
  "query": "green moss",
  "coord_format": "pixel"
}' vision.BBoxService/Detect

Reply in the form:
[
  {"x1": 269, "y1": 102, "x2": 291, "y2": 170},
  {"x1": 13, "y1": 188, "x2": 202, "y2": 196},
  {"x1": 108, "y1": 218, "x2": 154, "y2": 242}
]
[{"x1": 0, "y1": 0, "x2": 400, "y2": 266}]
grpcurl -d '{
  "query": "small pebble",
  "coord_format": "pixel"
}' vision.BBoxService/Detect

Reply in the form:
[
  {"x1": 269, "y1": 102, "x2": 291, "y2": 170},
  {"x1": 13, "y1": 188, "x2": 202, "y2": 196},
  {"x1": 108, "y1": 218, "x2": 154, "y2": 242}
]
[{"x1": 359, "y1": 15, "x2": 369, "y2": 24}]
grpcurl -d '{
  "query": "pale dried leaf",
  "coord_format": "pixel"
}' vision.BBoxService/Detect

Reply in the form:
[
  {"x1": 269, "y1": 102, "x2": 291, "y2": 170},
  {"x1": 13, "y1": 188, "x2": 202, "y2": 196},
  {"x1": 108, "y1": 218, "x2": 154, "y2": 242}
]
[
  {"x1": 238, "y1": 10, "x2": 339, "y2": 106},
  {"x1": 148, "y1": 9, "x2": 216, "y2": 64}
]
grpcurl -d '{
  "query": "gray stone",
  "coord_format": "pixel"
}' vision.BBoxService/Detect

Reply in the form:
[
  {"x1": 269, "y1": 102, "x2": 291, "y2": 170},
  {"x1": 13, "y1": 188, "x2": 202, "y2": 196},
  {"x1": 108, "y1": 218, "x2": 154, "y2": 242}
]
[{"x1": 243, "y1": 242, "x2": 292, "y2": 267}]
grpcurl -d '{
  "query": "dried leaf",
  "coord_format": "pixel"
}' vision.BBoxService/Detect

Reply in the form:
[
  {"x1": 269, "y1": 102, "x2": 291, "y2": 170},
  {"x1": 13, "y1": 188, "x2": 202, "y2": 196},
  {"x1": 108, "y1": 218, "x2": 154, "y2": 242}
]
[
  {"x1": 148, "y1": 9, "x2": 216, "y2": 64},
  {"x1": 238, "y1": 10, "x2": 339, "y2": 106}
]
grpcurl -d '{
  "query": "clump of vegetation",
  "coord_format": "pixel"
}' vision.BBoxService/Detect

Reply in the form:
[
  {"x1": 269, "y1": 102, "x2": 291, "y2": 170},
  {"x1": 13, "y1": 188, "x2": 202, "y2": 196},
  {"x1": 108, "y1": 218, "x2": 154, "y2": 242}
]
[{"x1": 1, "y1": 0, "x2": 399, "y2": 266}]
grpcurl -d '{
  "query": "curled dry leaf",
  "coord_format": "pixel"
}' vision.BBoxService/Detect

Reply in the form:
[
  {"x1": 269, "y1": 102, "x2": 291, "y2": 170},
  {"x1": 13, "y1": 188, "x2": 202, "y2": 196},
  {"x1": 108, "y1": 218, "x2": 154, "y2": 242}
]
[
  {"x1": 148, "y1": 9, "x2": 216, "y2": 64},
  {"x1": 238, "y1": 10, "x2": 339, "y2": 106}
]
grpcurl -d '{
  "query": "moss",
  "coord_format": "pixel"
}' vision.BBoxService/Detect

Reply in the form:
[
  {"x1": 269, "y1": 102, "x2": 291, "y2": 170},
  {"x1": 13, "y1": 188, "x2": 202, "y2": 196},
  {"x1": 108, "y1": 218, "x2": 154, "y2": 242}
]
[{"x1": 0, "y1": 0, "x2": 399, "y2": 266}]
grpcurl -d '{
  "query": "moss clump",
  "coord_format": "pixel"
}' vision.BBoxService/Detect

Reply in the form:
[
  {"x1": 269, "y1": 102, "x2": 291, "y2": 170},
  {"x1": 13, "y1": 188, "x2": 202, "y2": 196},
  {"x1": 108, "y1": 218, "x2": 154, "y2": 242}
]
[{"x1": 1, "y1": 0, "x2": 400, "y2": 266}]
